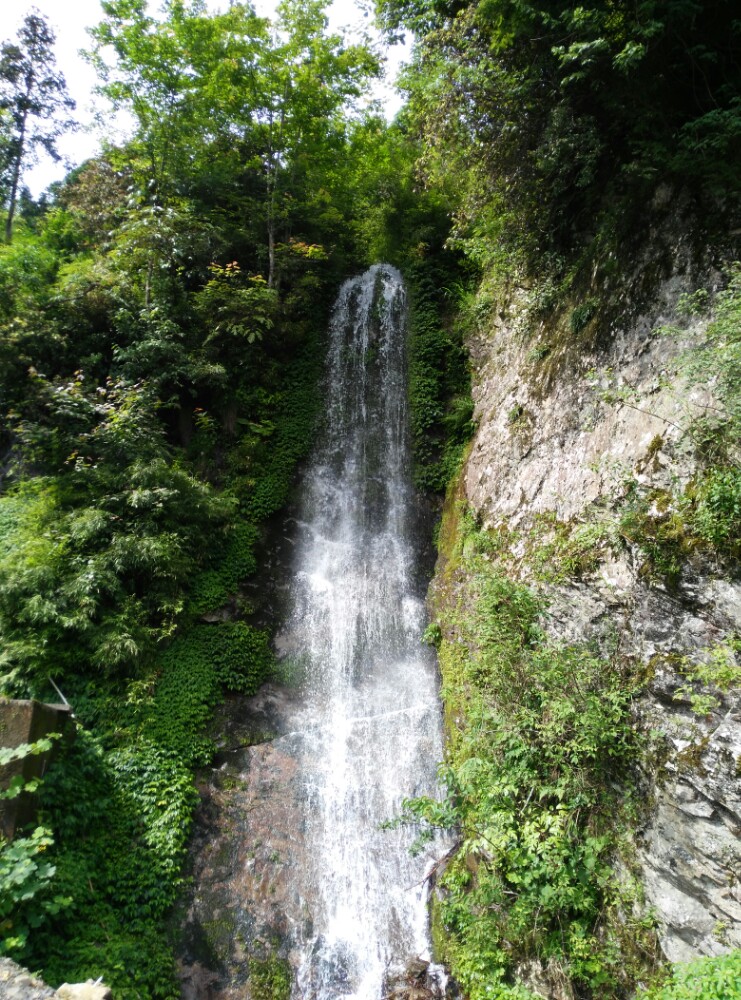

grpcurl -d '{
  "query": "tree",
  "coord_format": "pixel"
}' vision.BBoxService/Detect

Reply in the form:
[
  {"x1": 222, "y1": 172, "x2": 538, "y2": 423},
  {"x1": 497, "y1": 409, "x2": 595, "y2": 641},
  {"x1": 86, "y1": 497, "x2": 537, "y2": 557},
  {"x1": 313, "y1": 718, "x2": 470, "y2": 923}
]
[
  {"x1": 90, "y1": 0, "x2": 379, "y2": 286},
  {"x1": 255, "y1": 0, "x2": 379, "y2": 287},
  {"x1": 0, "y1": 11, "x2": 75, "y2": 243},
  {"x1": 379, "y1": 0, "x2": 741, "y2": 271},
  {"x1": 89, "y1": 0, "x2": 270, "y2": 207}
]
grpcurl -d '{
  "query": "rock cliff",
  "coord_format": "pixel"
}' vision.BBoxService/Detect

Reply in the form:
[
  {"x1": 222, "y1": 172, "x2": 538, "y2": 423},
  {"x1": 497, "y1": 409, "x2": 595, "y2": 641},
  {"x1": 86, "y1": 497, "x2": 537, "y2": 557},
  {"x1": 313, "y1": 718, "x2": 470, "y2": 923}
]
[{"x1": 447, "y1": 236, "x2": 740, "y2": 973}]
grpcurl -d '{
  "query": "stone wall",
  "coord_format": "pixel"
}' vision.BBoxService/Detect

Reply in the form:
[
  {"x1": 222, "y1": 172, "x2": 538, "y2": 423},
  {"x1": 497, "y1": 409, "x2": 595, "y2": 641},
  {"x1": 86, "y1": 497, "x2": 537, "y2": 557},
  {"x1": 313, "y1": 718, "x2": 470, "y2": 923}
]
[{"x1": 0, "y1": 699, "x2": 73, "y2": 839}]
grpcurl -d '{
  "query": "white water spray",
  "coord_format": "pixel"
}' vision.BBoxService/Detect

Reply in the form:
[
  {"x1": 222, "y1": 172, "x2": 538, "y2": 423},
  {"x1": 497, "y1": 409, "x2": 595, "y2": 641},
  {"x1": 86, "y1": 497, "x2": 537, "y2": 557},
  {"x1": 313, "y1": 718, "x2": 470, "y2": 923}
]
[{"x1": 285, "y1": 265, "x2": 446, "y2": 999}]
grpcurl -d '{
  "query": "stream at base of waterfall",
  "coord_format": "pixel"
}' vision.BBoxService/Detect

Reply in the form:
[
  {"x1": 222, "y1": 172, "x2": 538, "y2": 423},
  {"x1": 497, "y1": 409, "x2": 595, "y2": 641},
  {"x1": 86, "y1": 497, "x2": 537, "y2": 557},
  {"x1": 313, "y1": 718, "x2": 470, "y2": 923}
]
[{"x1": 178, "y1": 266, "x2": 450, "y2": 1000}]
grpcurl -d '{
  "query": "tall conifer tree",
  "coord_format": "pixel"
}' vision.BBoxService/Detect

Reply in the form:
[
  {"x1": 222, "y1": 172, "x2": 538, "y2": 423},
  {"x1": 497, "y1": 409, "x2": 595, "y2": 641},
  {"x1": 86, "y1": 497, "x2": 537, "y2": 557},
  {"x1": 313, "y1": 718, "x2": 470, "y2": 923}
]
[{"x1": 0, "y1": 11, "x2": 75, "y2": 242}]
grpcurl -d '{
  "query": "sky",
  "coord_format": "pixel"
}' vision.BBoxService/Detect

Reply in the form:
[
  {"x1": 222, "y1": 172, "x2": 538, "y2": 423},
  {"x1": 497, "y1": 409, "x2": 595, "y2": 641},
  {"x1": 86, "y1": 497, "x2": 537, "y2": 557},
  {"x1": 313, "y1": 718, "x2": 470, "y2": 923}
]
[{"x1": 3, "y1": 0, "x2": 409, "y2": 196}]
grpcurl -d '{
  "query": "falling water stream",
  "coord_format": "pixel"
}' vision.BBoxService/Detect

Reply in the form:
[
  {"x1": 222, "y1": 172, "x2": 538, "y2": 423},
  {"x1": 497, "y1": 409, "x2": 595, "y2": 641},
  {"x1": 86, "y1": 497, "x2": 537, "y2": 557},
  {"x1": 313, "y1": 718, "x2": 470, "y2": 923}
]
[{"x1": 283, "y1": 264, "x2": 446, "y2": 998}]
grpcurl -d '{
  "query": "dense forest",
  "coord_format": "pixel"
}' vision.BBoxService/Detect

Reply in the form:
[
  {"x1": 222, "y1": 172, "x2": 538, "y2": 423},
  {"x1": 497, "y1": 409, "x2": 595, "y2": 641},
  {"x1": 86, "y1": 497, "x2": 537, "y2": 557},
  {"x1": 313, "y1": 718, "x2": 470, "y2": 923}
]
[{"x1": 1, "y1": 1, "x2": 740, "y2": 998}]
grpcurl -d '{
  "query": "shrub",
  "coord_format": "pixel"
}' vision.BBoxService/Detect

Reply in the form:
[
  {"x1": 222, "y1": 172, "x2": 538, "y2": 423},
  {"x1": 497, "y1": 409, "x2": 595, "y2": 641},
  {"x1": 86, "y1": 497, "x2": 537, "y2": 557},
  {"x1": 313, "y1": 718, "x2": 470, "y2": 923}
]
[{"x1": 638, "y1": 950, "x2": 741, "y2": 1000}]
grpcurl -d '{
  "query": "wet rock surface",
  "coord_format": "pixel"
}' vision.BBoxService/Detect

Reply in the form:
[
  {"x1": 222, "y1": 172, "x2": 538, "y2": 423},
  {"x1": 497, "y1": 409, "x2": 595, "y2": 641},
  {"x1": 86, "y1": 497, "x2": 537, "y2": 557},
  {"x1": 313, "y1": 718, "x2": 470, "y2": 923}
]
[
  {"x1": 178, "y1": 683, "x2": 309, "y2": 1000},
  {"x1": 383, "y1": 958, "x2": 456, "y2": 1000}
]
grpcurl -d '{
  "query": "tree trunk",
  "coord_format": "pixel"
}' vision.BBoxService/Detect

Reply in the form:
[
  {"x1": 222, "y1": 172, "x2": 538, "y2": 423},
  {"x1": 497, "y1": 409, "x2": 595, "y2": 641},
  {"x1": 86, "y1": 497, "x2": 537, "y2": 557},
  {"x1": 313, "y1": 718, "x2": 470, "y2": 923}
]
[
  {"x1": 267, "y1": 209, "x2": 275, "y2": 289},
  {"x1": 266, "y1": 108, "x2": 277, "y2": 289},
  {"x1": 4, "y1": 111, "x2": 27, "y2": 244}
]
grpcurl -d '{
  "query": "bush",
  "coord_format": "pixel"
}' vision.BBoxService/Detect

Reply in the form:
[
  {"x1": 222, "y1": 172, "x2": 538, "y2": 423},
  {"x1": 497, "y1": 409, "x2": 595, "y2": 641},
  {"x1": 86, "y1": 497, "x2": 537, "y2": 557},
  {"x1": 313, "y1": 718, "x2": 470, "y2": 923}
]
[
  {"x1": 638, "y1": 950, "x2": 741, "y2": 1000},
  {"x1": 691, "y1": 468, "x2": 741, "y2": 553},
  {"x1": 0, "y1": 826, "x2": 70, "y2": 961}
]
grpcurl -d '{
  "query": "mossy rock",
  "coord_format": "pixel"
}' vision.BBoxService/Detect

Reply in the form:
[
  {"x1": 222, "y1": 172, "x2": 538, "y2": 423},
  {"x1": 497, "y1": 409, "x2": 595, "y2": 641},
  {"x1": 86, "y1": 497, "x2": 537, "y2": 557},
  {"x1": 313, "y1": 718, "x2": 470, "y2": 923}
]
[{"x1": 249, "y1": 955, "x2": 292, "y2": 1000}]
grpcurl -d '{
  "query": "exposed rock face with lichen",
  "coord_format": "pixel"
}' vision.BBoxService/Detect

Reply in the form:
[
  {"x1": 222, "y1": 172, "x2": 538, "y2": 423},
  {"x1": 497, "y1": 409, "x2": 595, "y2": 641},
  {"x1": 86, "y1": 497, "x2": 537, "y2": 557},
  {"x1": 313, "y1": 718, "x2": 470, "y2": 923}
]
[{"x1": 454, "y1": 244, "x2": 741, "y2": 970}]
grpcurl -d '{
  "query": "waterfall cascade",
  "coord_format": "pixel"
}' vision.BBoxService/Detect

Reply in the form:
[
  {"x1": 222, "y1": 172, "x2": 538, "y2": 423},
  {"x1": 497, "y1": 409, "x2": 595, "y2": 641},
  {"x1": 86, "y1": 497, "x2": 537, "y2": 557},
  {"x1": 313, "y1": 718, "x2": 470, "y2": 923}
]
[{"x1": 284, "y1": 264, "x2": 447, "y2": 998}]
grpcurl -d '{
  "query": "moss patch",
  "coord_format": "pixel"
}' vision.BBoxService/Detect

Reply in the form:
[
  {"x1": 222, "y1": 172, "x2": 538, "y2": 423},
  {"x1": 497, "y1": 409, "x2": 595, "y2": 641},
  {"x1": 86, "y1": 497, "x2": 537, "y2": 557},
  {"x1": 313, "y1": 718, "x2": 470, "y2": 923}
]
[{"x1": 249, "y1": 955, "x2": 292, "y2": 1000}]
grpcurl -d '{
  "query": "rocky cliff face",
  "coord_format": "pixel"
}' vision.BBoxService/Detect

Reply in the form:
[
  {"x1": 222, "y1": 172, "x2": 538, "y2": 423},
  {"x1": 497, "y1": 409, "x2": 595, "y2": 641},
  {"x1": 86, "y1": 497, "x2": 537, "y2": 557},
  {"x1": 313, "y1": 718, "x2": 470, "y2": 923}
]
[
  {"x1": 450, "y1": 238, "x2": 741, "y2": 971},
  {"x1": 0, "y1": 960, "x2": 111, "y2": 1000}
]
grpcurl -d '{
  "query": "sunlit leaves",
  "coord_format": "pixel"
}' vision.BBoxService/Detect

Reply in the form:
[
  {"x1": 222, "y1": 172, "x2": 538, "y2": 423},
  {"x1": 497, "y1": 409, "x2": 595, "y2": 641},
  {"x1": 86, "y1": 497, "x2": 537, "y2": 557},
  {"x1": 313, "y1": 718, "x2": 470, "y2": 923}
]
[
  {"x1": 195, "y1": 261, "x2": 277, "y2": 350},
  {"x1": 0, "y1": 825, "x2": 71, "y2": 960},
  {"x1": 0, "y1": 449, "x2": 233, "y2": 686}
]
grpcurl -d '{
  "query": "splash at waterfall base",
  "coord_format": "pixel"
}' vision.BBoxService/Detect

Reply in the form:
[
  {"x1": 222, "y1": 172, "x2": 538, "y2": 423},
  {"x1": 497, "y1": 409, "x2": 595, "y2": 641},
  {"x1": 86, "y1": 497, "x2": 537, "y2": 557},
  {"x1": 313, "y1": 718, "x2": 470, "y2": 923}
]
[
  {"x1": 178, "y1": 267, "x2": 451, "y2": 1000},
  {"x1": 178, "y1": 686, "x2": 450, "y2": 1000}
]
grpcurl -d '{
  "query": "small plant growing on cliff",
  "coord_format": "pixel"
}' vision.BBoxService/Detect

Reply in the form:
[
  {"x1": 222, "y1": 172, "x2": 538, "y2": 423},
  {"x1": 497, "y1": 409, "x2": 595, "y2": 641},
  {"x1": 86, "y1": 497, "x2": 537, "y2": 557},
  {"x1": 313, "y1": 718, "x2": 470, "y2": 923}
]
[
  {"x1": 637, "y1": 949, "x2": 741, "y2": 1000},
  {"x1": 673, "y1": 640, "x2": 741, "y2": 716},
  {"x1": 570, "y1": 297, "x2": 598, "y2": 334},
  {"x1": 507, "y1": 402, "x2": 525, "y2": 424},
  {"x1": 618, "y1": 483, "x2": 691, "y2": 588},
  {"x1": 690, "y1": 468, "x2": 741, "y2": 554},
  {"x1": 422, "y1": 621, "x2": 442, "y2": 647},
  {"x1": 249, "y1": 955, "x2": 292, "y2": 1000}
]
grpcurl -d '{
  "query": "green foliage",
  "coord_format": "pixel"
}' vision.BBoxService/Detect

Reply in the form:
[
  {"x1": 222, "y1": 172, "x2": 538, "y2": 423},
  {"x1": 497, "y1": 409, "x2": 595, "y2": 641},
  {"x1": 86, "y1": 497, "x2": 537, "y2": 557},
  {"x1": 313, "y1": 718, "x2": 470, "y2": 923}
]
[
  {"x1": 408, "y1": 261, "x2": 473, "y2": 492},
  {"x1": 421, "y1": 621, "x2": 442, "y2": 648},
  {"x1": 186, "y1": 521, "x2": 259, "y2": 616},
  {"x1": 0, "y1": 225, "x2": 59, "y2": 314},
  {"x1": 0, "y1": 734, "x2": 70, "y2": 963},
  {"x1": 194, "y1": 263, "x2": 277, "y2": 350},
  {"x1": 88, "y1": 0, "x2": 379, "y2": 290},
  {"x1": 381, "y1": 0, "x2": 741, "y2": 279},
  {"x1": 638, "y1": 950, "x2": 741, "y2": 1000},
  {"x1": 673, "y1": 640, "x2": 741, "y2": 717},
  {"x1": 407, "y1": 499, "x2": 653, "y2": 999},
  {"x1": 690, "y1": 468, "x2": 741, "y2": 553},
  {"x1": 0, "y1": 454, "x2": 232, "y2": 689},
  {"x1": 31, "y1": 730, "x2": 190, "y2": 998},
  {"x1": 0, "y1": 826, "x2": 71, "y2": 961},
  {"x1": 242, "y1": 334, "x2": 324, "y2": 521},
  {"x1": 249, "y1": 955, "x2": 293, "y2": 1000},
  {"x1": 149, "y1": 623, "x2": 275, "y2": 765}
]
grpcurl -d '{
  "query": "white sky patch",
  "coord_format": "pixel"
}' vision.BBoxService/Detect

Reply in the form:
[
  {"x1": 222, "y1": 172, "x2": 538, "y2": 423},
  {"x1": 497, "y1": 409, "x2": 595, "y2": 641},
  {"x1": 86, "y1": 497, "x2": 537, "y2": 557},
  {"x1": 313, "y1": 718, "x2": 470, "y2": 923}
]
[{"x1": 3, "y1": 0, "x2": 409, "y2": 197}]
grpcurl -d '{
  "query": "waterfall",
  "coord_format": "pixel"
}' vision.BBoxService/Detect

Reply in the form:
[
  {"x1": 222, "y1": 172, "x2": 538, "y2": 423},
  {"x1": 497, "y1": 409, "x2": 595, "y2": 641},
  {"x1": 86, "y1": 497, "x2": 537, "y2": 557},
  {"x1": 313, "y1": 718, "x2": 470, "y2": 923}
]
[{"x1": 284, "y1": 264, "x2": 446, "y2": 999}]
